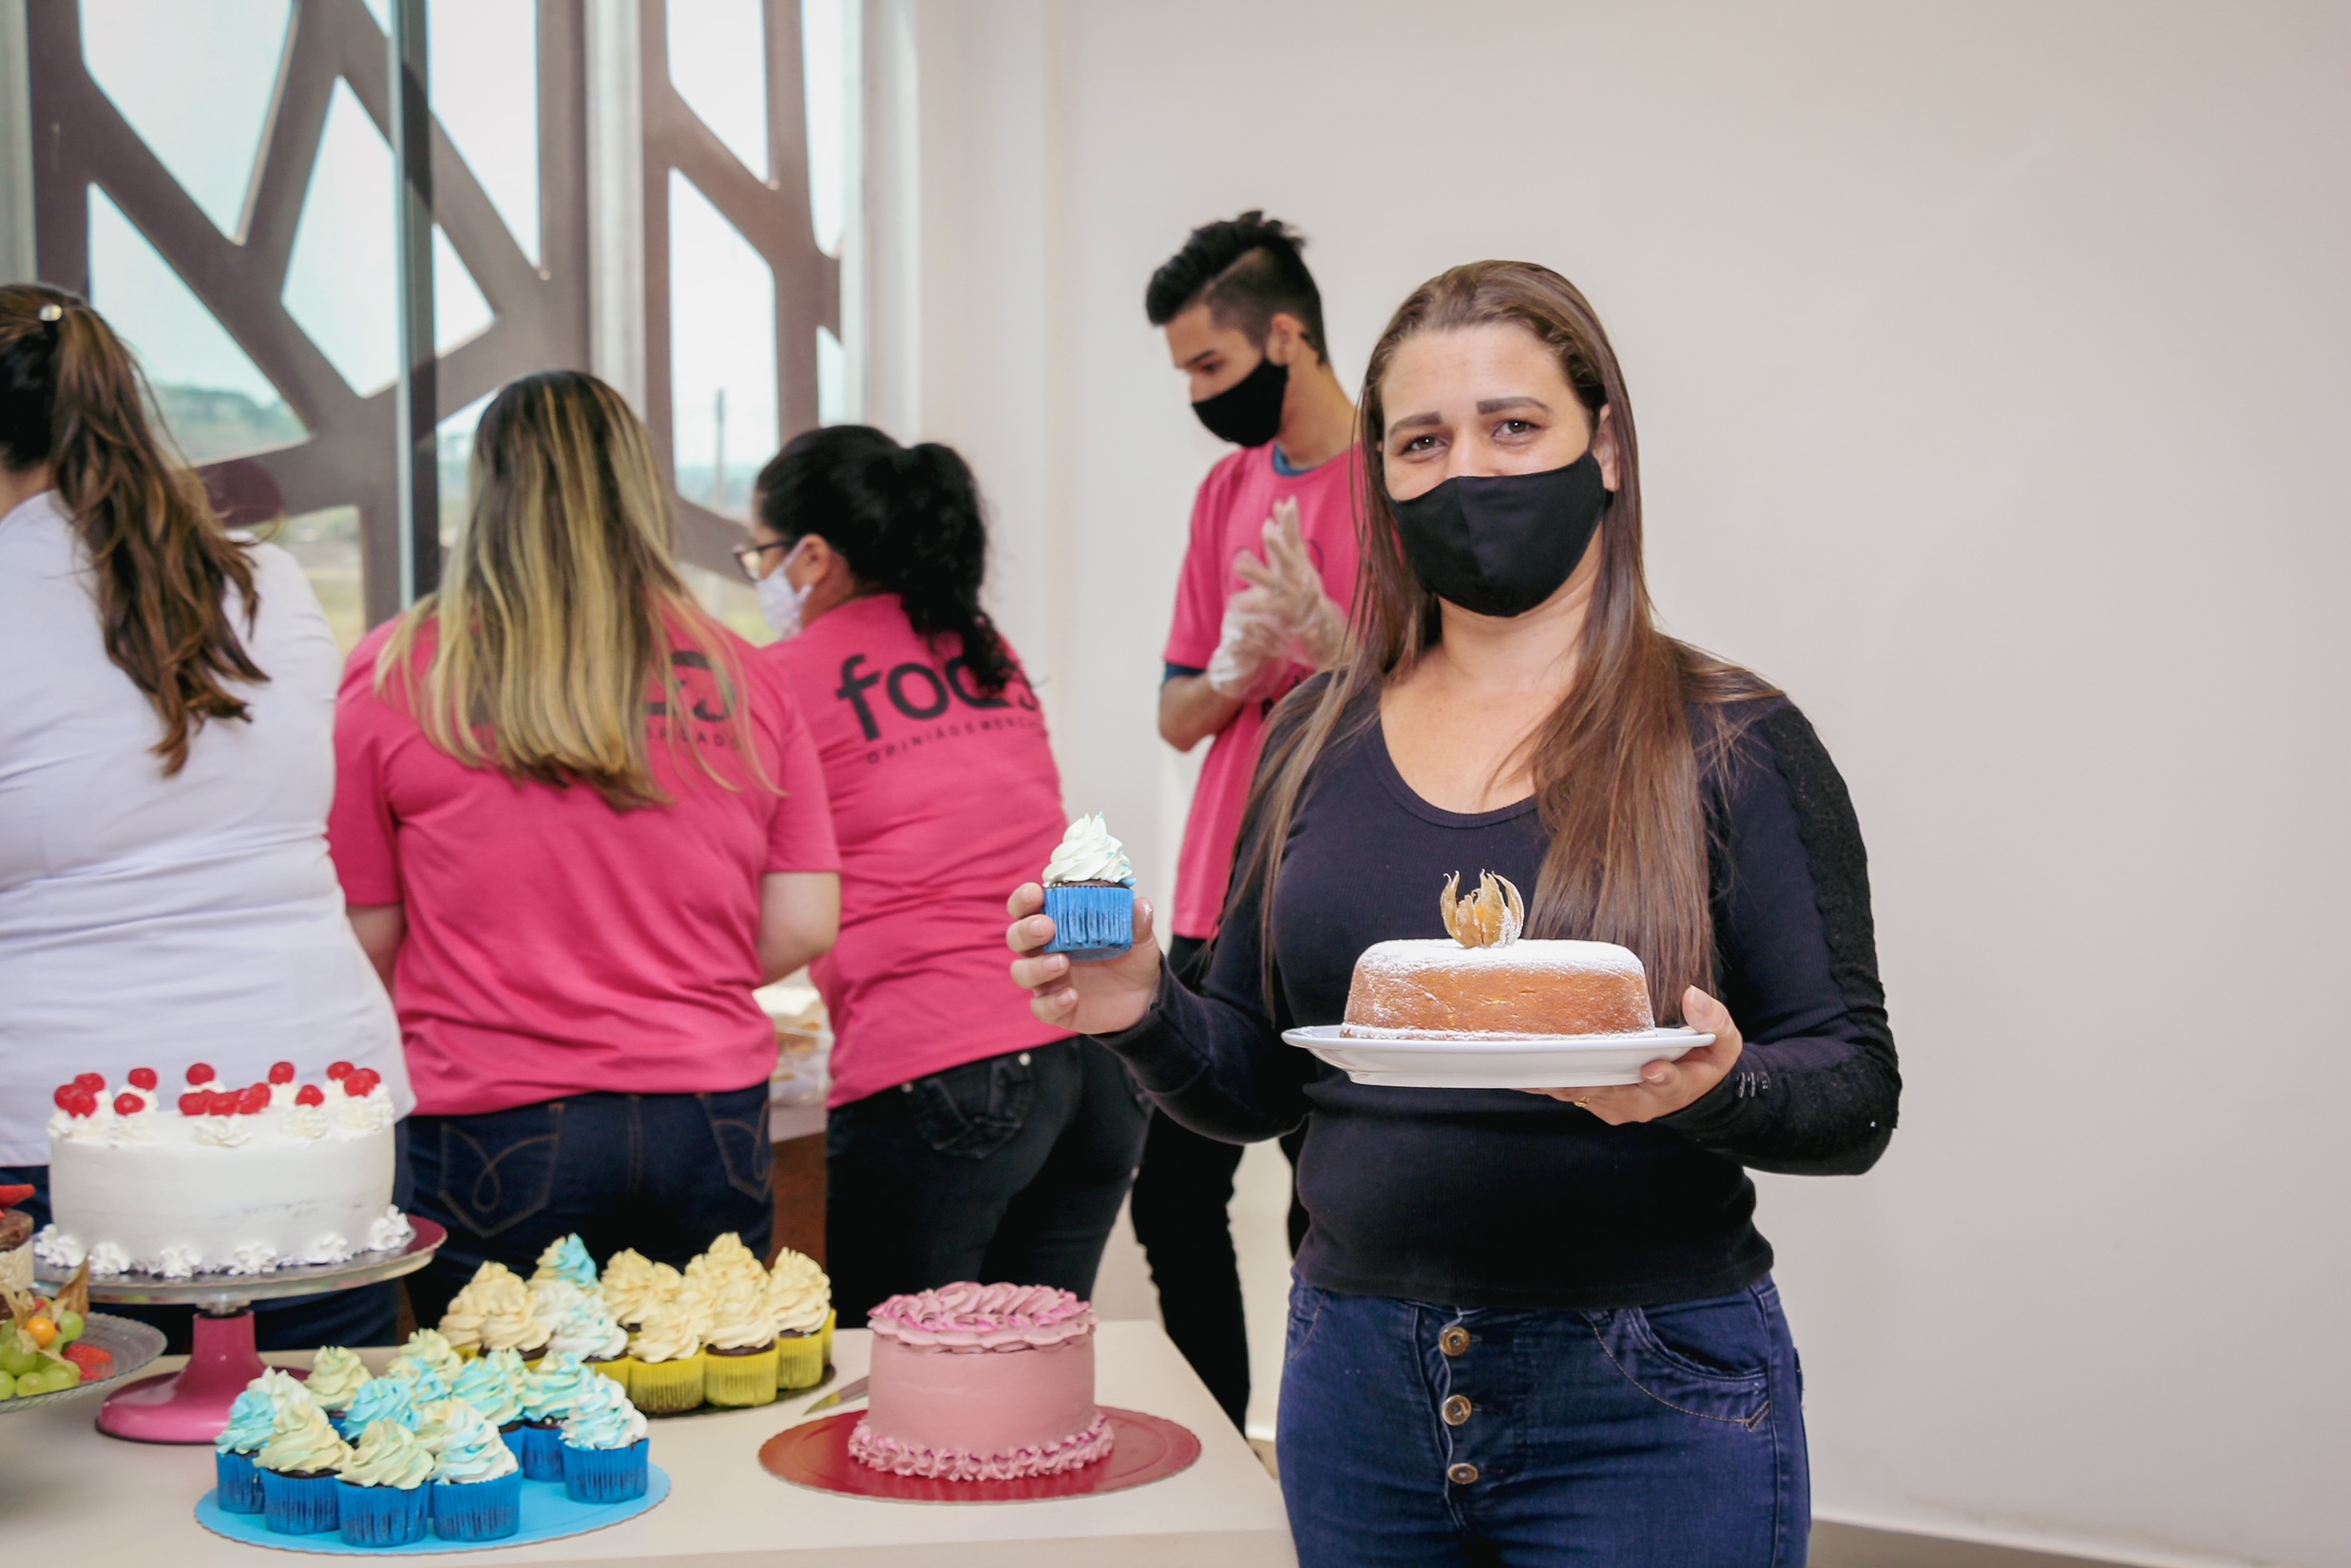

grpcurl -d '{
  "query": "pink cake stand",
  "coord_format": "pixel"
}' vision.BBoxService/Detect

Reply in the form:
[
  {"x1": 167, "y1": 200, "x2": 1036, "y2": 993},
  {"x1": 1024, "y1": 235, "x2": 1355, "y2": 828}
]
[{"x1": 35, "y1": 1217, "x2": 443, "y2": 1444}]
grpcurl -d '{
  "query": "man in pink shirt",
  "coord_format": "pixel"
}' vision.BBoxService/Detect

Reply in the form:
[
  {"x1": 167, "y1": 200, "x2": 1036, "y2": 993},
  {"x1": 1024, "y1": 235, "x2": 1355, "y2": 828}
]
[{"x1": 1136, "y1": 212, "x2": 1360, "y2": 1429}]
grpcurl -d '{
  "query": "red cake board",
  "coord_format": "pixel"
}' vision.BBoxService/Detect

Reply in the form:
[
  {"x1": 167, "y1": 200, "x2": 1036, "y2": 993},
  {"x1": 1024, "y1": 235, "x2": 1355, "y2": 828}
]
[{"x1": 760, "y1": 1408, "x2": 1200, "y2": 1503}]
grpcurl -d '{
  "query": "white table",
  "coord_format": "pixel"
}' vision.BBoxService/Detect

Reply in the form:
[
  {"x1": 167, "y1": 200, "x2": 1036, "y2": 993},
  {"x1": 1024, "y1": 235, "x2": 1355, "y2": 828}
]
[{"x1": 0, "y1": 1322, "x2": 1296, "y2": 1566}]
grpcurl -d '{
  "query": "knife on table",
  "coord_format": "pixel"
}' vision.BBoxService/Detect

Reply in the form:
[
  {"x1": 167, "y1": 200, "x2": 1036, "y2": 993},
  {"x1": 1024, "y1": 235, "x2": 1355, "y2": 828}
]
[{"x1": 800, "y1": 1375, "x2": 869, "y2": 1414}]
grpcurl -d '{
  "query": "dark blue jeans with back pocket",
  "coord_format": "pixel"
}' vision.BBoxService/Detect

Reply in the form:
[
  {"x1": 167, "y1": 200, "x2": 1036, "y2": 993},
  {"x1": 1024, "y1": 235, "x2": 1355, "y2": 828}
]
[{"x1": 400, "y1": 1082, "x2": 774, "y2": 1326}]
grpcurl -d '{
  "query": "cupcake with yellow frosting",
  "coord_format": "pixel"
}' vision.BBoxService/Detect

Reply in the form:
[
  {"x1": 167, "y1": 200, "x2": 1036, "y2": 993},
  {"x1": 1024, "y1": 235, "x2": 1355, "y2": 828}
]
[
  {"x1": 626, "y1": 1295, "x2": 705, "y2": 1415},
  {"x1": 436, "y1": 1262, "x2": 515, "y2": 1360},
  {"x1": 767, "y1": 1248, "x2": 833, "y2": 1392},
  {"x1": 384, "y1": 1326, "x2": 464, "y2": 1386},
  {"x1": 334, "y1": 1421, "x2": 432, "y2": 1547},
  {"x1": 701, "y1": 1272, "x2": 779, "y2": 1406},
  {"x1": 548, "y1": 1285, "x2": 635, "y2": 1392},
  {"x1": 256, "y1": 1397, "x2": 352, "y2": 1536},
  {"x1": 599, "y1": 1249, "x2": 666, "y2": 1331},
  {"x1": 427, "y1": 1398, "x2": 522, "y2": 1541},
  {"x1": 303, "y1": 1345, "x2": 372, "y2": 1418}
]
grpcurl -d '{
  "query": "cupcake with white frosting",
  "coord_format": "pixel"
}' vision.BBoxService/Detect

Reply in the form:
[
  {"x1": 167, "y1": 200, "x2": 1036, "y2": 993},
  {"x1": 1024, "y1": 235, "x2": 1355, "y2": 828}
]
[{"x1": 1041, "y1": 813, "x2": 1137, "y2": 961}]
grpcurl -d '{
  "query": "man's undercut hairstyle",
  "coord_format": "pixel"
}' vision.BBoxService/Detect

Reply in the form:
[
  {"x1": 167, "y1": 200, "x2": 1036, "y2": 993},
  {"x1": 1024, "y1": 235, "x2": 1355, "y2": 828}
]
[{"x1": 1145, "y1": 210, "x2": 1328, "y2": 365}]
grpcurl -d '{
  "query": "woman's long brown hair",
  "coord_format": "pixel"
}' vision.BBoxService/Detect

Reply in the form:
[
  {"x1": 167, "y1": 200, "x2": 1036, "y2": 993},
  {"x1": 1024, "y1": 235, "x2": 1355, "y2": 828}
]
[
  {"x1": 0, "y1": 284, "x2": 266, "y2": 774},
  {"x1": 379, "y1": 371, "x2": 761, "y2": 811},
  {"x1": 1237, "y1": 261, "x2": 1774, "y2": 1023}
]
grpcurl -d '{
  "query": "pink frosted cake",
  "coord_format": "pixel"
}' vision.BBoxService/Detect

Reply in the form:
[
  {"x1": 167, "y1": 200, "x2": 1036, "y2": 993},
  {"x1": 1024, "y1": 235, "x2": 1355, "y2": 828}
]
[{"x1": 849, "y1": 1283, "x2": 1114, "y2": 1481}]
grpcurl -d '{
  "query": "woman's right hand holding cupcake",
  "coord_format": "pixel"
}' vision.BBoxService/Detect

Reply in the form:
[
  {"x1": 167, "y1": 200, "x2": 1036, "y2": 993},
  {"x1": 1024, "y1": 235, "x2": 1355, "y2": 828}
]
[{"x1": 1006, "y1": 883, "x2": 1162, "y2": 1035}]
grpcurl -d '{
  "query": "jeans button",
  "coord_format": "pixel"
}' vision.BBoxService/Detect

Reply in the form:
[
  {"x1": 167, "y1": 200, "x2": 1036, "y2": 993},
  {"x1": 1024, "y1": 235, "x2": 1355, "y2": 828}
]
[
  {"x1": 1440, "y1": 1326, "x2": 1470, "y2": 1356},
  {"x1": 1447, "y1": 1462, "x2": 1480, "y2": 1485},
  {"x1": 1442, "y1": 1393, "x2": 1473, "y2": 1425}
]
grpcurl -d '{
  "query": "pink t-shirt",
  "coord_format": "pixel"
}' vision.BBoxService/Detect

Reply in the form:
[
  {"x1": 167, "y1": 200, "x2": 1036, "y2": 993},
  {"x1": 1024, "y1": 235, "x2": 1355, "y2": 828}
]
[
  {"x1": 1162, "y1": 443, "x2": 1364, "y2": 939},
  {"x1": 759, "y1": 595, "x2": 1071, "y2": 1107},
  {"x1": 328, "y1": 618, "x2": 839, "y2": 1116}
]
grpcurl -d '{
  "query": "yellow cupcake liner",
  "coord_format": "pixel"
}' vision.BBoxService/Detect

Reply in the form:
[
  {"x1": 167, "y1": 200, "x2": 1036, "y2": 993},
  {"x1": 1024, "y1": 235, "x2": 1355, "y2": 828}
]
[
  {"x1": 588, "y1": 1355, "x2": 636, "y2": 1395},
  {"x1": 704, "y1": 1344, "x2": 780, "y2": 1407},
  {"x1": 818, "y1": 1308, "x2": 835, "y2": 1369},
  {"x1": 629, "y1": 1351, "x2": 706, "y2": 1414},
  {"x1": 774, "y1": 1322, "x2": 829, "y2": 1392}
]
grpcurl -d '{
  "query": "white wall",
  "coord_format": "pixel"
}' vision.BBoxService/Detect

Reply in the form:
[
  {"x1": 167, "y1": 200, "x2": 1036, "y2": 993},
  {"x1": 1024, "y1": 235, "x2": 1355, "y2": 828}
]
[{"x1": 868, "y1": 4, "x2": 2351, "y2": 1564}]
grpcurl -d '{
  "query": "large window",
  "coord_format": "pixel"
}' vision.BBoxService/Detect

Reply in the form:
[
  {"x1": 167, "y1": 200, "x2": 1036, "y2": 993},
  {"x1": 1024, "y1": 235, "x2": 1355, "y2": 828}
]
[{"x1": 22, "y1": 0, "x2": 855, "y2": 648}]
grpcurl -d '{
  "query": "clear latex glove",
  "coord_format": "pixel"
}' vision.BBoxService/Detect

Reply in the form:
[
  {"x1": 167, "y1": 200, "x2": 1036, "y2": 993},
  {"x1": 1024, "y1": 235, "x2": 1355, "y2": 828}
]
[
  {"x1": 1206, "y1": 588, "x2": 1293, "y2": 698},
  {"x1": 1233, "y1": 499, "x2": 1348, "y2": 669}
]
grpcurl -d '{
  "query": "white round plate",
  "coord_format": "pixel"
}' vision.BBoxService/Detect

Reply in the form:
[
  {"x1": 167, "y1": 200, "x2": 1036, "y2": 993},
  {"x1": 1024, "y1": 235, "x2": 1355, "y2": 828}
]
[{"x1": 1282, "y1": 1024, "x2": 1712, "y2": 1089}]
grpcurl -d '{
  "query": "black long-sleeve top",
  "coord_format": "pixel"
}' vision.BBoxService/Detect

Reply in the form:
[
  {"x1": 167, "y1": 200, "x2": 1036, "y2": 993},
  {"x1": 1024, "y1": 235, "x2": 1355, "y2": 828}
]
[{"x1": 1099, "y1": 686, "x2": 1900, "y2": 1310}]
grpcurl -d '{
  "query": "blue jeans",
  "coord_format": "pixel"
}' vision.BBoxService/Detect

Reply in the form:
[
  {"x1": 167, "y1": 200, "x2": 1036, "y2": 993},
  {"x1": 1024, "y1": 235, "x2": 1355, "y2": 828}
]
[
  {"x1": 1277, "y1": 1277, "x2": 1808, "y2": 1568},
  {"x1": 826, "y1": 1039, "x2": 1148, "y2": 1328},
  {"x1": 0, "y1": 1119, "x2": 411, "y2": 1350},
  {"x1": 402, "y1": 1083, "x2": 774, "y2": 1326}
]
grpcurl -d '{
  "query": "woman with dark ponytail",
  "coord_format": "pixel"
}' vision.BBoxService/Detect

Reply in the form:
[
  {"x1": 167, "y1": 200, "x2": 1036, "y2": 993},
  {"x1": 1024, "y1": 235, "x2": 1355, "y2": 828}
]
[
  {"x1": 751, "y1": 426, "x2": 1145, "y2": 1325},
  {"x1": 0, "y1": 285, "x2": 409, "y2": 1348}
]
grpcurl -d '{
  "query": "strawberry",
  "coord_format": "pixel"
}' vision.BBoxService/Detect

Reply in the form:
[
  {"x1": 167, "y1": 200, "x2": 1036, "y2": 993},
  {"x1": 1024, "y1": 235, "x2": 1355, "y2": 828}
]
[
  {"x1": 326, "y1": 1061, "x2": 354, "y2": 1081},
  {"x1": 237, "y1": 1084, "x2": 270, "y2": 1115},
  {"x1": 0, "y1": 1183, "x2": 32, "y2": 1209},
  {"x1": 186, "y1": 1062, "x2": 215, "y2": 1085},
  {"x1": 127, "y1": 1066, "x2": 158, "y2": 1091},
  {"x1": 112, "y1": 1093, "x2": 140, "y2": 1117},
  {"x1": 295, "y1": 1084, "x2": 325, "y2": 1107},
  {"x1": 268, "y1": 1061, "x2": 296, "y2": 1084},
  {"x1": 345, "y1": 1068, "x2": 381, "y2": 1098},
  {"x1": 61, "y1": 1341, "x2": 112, "y2": 1379},
  {"x1": 72, "y1": 1072, "x2": 105, "y2": 1093},
  {"x1": 178, "y1": 1092, "x2": 206, "y2": 1116}
]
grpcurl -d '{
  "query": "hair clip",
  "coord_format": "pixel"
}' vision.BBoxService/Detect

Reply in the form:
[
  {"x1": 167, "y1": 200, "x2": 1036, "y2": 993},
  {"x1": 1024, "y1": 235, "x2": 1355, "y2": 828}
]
[{"x1": 36, "y1": 303, "x2": 63, "y2": 322}]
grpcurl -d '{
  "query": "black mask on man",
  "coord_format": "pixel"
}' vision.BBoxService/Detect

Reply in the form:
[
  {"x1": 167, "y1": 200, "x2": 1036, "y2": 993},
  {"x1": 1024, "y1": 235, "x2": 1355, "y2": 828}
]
[
  {"x1": 1190, "y1": 352, "x2": 1289, "y2": 448},
  {"x1": 1387, "y1": 453, "x2": 1610, "y2": 618}
]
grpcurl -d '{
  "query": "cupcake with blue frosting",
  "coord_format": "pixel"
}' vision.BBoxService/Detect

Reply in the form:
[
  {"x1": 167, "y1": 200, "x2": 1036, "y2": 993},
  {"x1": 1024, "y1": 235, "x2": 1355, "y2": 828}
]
[
  {"x1": 427, "y1": 1397, "x2": 523, "y2": 1541},
  {"x1": 256, "y1": 1398, "x2": 352, "y2": 1536},
  {"x1": 451, "y1": 1347, "x2": 527, "y2": 1459},
  {"x1": 547, "y1": 1288, "x2": 635, "y2": 1391},
  {"x1": 559, "y1": 1373, "x2": 651, "y2": 1502},
  {"x1": 1041, "y1": 813, "x2": 1137, "y2": 961},
  {"x1": 334, "y1": 1368, "x2": 420, "y2": 1441},
  {"x1": 518, "y1": 1350, "x2": 605, "y2": 1478},
  {"x1": 212, "y1": 1368, "x2": 305, "y2": 1514},
  {"x1": 334, "y1": 1420, "x2": 433, "y2": 1546},
  {"x1": 385, "y1": 1327, "x2": 464, "y2": 1385}
]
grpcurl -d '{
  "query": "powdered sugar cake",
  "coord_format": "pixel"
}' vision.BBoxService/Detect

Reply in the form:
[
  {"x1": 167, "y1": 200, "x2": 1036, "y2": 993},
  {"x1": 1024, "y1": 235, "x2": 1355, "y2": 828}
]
[{"x1": 1341, "y1": 871, "x2": 1656, "y2": 1039}]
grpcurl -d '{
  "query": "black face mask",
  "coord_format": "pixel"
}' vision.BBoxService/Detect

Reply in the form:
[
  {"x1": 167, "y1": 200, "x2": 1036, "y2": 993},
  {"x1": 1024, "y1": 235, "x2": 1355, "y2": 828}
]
[
  {"x1": 1190, "y1": 352, "x2": 1288, "y2": 448},
  {"x1": 1388, "y1": 453, "x2": 1610, "y2": 618}
]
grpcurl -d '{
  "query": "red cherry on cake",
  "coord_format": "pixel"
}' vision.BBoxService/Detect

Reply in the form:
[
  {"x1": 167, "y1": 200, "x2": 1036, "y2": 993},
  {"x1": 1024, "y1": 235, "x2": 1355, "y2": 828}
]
[
  {"x1": 326, "y1": 1061, "x2": 354, "y2": 1081},
  {"x1": 178, "y1": 1091, "x2": 206, "y2": 1116},
  {"x1": 112, "y1": 1093, "x2": 141, "y2": 1116},
  {"x1": 64, "y1": 1092, "x2": 98, "y2": 1118},
  {"x1": 52, "y1": 1085, "x2": 76, "y2": 1111},
  {"x1": 237, "y1": 1084, "x2": 271, "y2": 1115},
  {"x1": 207, "y1": 1093, "x2": 236, "y2": 1118},
  {"x1": 186, "y1": 1062, "x2": 215, "y2": 1085},
  {"x1": 344, "y1": 1067, "x2": 381, "y2": 1098},
  {"x1": 128, "y1": 1066, "x2": 159, "y2": 1090},
  {"x1": 267, "y1": 1061, "x2": 296, "y2": 1084},
  {"x1": 72, "y1": 1072, "x2": 105, "y2": 1092},
  {"x1": 295, "y1": 1084, "x2": 325, "y2": 1107}
]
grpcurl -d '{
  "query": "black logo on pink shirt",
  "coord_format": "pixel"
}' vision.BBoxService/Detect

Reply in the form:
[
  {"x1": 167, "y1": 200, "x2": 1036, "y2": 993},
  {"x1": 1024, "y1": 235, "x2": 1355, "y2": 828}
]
[{"x1": 833, "y1": 653, "x2": 1039, "y2": 741}]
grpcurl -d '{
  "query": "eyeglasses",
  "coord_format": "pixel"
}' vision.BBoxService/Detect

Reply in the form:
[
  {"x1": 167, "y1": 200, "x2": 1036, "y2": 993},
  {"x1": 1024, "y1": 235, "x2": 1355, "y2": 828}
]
[{"x1": 730, "y1": 538, "x2": 793, "y2": 583}]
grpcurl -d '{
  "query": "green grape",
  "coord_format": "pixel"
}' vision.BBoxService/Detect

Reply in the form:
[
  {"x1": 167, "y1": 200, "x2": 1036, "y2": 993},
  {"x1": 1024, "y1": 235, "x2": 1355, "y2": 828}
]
[
  {"x1": 0, "y1": 1332, "x2": 41, "y2": 1378},
  {"x1": 0, "y1": 1368, "x2": 16, "y2": 1399},
  {"x1": 52, "y1": 1308, "x2": 84, "y2": 1344}
]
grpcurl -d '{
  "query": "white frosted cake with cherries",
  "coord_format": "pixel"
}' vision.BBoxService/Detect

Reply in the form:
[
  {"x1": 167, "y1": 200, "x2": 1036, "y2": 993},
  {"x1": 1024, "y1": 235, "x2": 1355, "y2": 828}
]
[
  {"x1": 851, "y1": 1283, "x2": 1113, "y2": 1481},
  {"x1": 33, "y1": 1061, "x2": 411, "y2": 1280}
]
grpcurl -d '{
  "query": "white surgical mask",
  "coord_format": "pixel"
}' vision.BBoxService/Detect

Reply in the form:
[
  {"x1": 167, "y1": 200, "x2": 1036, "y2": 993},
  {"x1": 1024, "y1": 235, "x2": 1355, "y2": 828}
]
[{"x1": 757, "y1": 541, "x2": 814, "y2": 640}]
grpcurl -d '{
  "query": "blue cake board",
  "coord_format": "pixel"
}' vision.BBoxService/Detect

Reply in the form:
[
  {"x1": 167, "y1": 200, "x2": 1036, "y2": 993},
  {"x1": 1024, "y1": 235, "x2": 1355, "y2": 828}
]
[{"x1": 195, "y1": 1465, "x2": 669, "y2": 1555}]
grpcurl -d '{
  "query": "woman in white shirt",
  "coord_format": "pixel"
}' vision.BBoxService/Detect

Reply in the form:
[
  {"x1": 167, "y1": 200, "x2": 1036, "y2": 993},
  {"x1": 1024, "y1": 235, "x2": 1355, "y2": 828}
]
[{"x1": 0, "y1": 285, "x2": 410, "y2": 1348}]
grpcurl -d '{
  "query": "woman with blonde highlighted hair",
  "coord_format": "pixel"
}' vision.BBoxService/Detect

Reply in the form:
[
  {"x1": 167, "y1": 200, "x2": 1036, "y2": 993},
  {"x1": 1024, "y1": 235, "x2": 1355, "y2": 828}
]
[{"x1": 330, "y1": 371, "x2": 841, "y2": 1318}]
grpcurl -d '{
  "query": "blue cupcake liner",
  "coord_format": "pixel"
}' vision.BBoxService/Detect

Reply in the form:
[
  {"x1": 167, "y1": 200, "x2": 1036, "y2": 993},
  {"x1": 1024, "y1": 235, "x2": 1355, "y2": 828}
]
[
  {"x1": 430, "y1": 1470, "x2": 523, "y2": 1541},
  {"x1": 1042, "y1": 883, "x2": 1135, "y2": 961},
  {"x1": 562, "y1": 1438, "x2": 651, "y2": 1503},
  {"x1": 516, "y1": 1421, "x2": 565, "y2": 1481},
  {"x1": 259, "y1": 1469, "x2": 341, "y2": 1536},
  {"x1": 214, "y1": 1450, "x2": 264, "y2": 1515},
  {"x1": 334, "y1": 1481, "x2": 430, "y2": 1546}
]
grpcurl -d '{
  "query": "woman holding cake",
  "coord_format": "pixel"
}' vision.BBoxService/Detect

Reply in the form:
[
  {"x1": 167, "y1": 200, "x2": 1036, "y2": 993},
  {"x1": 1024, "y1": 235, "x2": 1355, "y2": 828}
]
[
  {"x1": 1010, "y1": 262, "x2": 1900, "y2": 1565},
  {"x1": 746, "y1": 427, "x2": 1147, "y2": 1326},
  {"x1": 328, "y1": 373, "x2": 841, "y2": 1322},
  {"x1": 0, "y1": 287, "x2": 410, "y2": 1348}
]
